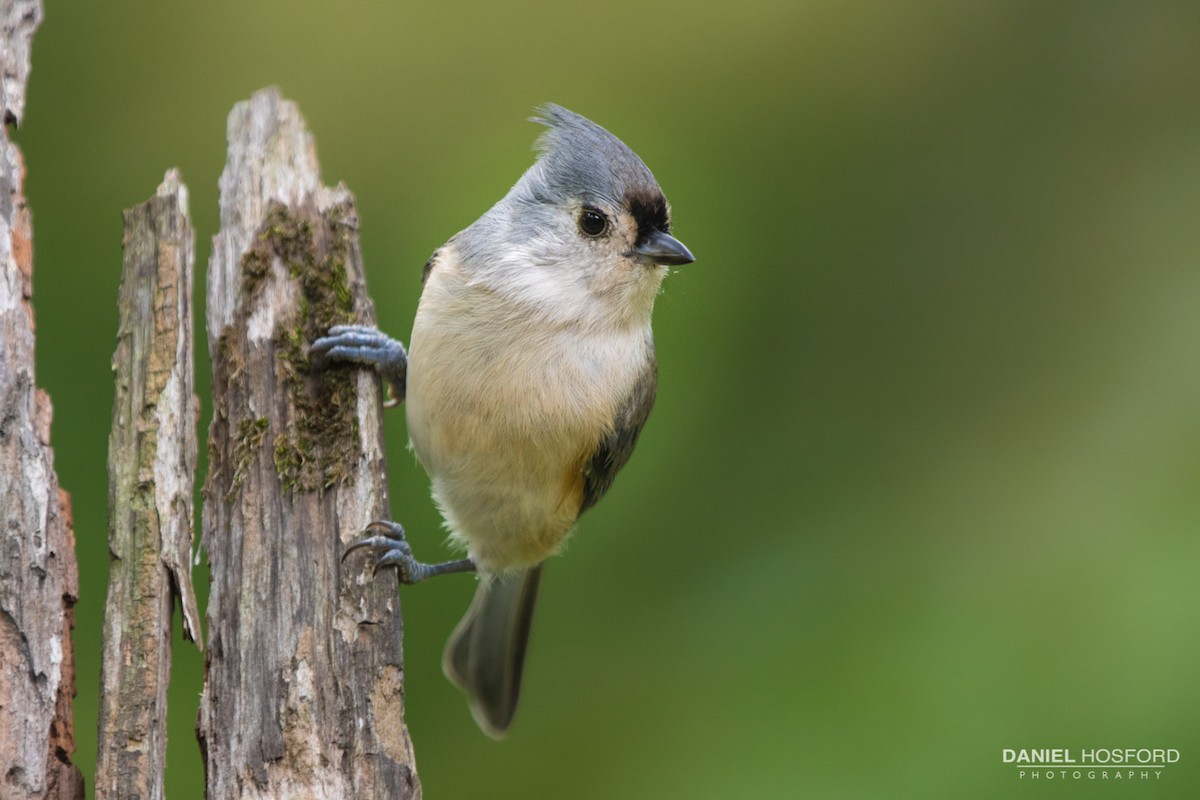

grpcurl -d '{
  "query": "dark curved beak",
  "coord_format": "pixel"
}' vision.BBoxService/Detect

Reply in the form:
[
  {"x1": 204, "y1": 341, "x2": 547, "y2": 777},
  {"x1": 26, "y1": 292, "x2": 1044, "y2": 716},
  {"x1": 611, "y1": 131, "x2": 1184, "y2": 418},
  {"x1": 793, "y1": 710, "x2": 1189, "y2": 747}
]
[{"x1": 630, "y1": 230, "x2": 695, "y2": 267}]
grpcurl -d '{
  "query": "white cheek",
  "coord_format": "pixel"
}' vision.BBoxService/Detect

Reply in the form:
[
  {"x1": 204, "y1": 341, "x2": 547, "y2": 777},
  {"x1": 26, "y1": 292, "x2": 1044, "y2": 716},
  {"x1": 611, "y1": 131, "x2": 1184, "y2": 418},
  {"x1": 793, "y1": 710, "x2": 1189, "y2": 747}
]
[
  {"x1": 468, "y1": 235, "x2": 597, "y2": 323},
  {"x1": 465, "y1": 222, "x2": 667, "y2": 331}
]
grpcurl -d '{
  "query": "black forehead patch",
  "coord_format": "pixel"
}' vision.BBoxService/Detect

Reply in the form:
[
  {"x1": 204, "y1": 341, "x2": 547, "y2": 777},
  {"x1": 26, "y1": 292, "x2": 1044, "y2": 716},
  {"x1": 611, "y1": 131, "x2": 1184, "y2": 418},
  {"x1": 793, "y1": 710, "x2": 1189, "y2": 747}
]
[{"x1": 626, "y1": 190, "x2": 670, "y2": 246}]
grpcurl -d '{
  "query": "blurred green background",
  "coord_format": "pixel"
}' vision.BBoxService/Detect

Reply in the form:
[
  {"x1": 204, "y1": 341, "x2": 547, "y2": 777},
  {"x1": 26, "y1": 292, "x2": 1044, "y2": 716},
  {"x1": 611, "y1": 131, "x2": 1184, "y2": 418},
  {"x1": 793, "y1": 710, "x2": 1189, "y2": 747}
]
[{"x1": 16, "y1": 0, "x2": 1200, "y2": 797}]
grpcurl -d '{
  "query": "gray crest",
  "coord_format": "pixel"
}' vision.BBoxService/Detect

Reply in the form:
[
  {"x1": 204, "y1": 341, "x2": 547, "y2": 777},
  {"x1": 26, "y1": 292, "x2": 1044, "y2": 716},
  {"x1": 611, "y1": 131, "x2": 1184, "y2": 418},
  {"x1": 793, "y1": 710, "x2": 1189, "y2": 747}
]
[{"x1": 528, "y1": 104, "x2": 663, "y2": 207}]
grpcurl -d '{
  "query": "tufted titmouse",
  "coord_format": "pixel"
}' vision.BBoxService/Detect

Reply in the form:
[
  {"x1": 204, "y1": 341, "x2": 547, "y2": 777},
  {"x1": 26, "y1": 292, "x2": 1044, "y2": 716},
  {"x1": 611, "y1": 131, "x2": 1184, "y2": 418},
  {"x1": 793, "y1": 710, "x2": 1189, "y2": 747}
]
[{"x1": 312, "y1": 104, "x2": 693, "y2": 737}]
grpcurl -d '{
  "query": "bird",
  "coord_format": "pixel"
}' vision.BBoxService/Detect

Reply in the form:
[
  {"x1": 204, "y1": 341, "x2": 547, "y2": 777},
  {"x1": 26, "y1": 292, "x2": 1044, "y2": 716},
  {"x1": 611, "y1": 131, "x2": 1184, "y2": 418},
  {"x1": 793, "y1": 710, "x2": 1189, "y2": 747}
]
[{"x1": 311, "y1": 104, "x2": 694, "y2": 737}]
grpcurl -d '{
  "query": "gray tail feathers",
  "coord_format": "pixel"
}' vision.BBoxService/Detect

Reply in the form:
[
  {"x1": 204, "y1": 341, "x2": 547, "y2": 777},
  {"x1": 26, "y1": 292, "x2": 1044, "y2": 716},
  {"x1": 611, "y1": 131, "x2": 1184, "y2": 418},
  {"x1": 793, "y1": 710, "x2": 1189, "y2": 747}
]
[{"x1": 443, "y1": 565, "x2": 542, "y2": 738}]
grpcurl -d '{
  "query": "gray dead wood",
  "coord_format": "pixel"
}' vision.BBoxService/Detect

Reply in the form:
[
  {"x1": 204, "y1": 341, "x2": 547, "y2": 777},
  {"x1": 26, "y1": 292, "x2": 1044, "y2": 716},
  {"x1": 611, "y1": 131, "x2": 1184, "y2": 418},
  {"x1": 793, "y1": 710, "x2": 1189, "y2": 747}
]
[
  {"x1": 0, "y1": 0, "x2": 40, "y2": 127},
  {"x1": 0, "y1": 1, "x2": 85, "y2": 797},
  {"x1": 97, "y1": 170, "x2": 202, "y2": 800},
  {"x1": 196, "y1": 87, "x2": 420, "y2": 799}
]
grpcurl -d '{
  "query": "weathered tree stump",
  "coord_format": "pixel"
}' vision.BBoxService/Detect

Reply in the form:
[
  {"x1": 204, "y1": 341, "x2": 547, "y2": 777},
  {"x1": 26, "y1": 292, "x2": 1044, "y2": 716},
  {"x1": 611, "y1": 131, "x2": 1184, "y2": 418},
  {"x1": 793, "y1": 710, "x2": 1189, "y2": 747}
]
[
  {"x1": 196, "y1": 88, "x2": 419, "y2": 799},
  {"x1": 98, "y1": 170, "x2": 202, "y2": 800},
  {"x1": 0, "y1": 1, "x2": 84, "y2": 797}
]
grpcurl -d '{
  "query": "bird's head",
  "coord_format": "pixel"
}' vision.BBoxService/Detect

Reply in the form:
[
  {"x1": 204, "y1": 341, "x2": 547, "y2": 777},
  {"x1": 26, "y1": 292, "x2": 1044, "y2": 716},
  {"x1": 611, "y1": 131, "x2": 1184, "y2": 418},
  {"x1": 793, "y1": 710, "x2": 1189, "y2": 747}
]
[{"x1": 459, "y1": 105, "x2": 693, "y2": 328}]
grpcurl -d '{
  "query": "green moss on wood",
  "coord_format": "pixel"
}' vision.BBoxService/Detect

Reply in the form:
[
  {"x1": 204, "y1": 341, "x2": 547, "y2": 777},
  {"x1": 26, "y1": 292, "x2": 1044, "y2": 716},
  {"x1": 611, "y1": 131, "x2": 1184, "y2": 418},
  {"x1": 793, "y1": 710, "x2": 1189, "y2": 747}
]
[
  {"x1": 229, "y1": 417, "x2": 269, "y2": 499},
  {"x1": 240, "y1": 202, "x2": 362, "y2": 494}
]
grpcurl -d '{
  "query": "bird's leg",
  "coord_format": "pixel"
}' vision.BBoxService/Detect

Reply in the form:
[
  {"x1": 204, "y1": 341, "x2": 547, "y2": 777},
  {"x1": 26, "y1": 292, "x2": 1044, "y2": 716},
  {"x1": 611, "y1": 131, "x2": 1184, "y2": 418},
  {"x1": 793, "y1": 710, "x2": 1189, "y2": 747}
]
[
  {"x1": 343, "y1": 520, "x2": 476, "y2": 584},
  {"x1": 316, "y1": 329, "x2": 466, "y2": 581},
  {"x1": 310, "y1": 324, "x2": 408, "y2": 407}
]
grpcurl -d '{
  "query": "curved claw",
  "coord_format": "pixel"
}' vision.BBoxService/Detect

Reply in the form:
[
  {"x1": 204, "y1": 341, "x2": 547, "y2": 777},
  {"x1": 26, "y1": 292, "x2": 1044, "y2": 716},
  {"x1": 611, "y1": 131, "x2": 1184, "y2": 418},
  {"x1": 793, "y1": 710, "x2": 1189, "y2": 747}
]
[
  {"x1": 342, "y1": 534, "x2": 413, "y2": 563},
  {"x1": 311, "y1": 324, "x2": 408, "y2": 405},
  {"x1": 364, "y1": 519, "x2": 406, "y2": 539},
  {"x1": 311, "y1": 325, "x2": 401, "y2": 360},
  {"x1": 310, "y1": 325, "x2": 407, "y2": 371},
  {"x1": 341, "y1": 519, "x2": 476, "y2": 585},
  {"x1": 341, "y1": 520, "x2": 408, "y2": 563}
]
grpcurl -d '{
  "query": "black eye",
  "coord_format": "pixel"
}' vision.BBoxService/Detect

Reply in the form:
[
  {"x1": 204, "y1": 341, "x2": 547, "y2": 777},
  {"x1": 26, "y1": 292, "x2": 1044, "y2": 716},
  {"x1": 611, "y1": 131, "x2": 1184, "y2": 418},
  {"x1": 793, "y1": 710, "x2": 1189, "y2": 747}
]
[{"x1": 578, "y1": 207, "x2": 608, "y2": 237}]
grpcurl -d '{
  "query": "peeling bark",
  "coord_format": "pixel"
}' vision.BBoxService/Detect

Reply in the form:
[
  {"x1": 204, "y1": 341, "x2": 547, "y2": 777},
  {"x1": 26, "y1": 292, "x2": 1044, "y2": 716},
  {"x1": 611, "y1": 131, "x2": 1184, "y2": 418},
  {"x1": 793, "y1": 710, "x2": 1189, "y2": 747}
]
[
  {"x1": 97, "y1": 170, "x2": 202, "y2": 800},
  {"x1": 197, "y1": 88, "x2": 420, "y2": 799},
  {"x1": 0, "y1": 1, "x2": 84, "y2": 797}
]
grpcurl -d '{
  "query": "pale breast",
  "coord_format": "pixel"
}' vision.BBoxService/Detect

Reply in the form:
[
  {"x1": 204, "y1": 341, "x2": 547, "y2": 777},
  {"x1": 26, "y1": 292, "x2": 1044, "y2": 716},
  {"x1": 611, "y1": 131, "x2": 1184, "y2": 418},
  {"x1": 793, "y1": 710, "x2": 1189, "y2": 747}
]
[{"x1": 405, "y1": 258, "x2": 652, "y2": 572}]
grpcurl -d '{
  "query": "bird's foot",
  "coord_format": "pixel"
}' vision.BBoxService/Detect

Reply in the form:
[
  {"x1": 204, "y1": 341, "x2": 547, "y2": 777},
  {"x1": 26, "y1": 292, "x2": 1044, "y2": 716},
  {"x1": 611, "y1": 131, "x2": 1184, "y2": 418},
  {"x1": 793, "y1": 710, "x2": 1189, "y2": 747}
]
[
  {"x1": 343, "y1": 520, "x2": 475, "y2": 584},
  {"x1": 311, "y1": 324, "x2": 408, "y2": 407}
]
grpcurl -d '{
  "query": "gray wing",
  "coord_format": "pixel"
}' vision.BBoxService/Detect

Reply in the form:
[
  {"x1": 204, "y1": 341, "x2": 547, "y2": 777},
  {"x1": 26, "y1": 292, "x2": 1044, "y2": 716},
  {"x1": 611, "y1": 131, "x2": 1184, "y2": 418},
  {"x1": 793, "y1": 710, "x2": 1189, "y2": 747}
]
[{"x1": 580, "y1": 354, "x2": 657, "y2": 514}]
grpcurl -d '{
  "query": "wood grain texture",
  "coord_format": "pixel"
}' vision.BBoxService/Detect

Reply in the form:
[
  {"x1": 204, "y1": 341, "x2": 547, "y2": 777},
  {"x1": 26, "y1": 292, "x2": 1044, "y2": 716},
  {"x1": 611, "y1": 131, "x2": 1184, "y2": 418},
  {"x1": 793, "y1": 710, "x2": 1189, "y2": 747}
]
[
  {"x1": 97, "y1": 170, "x2": 201, "y2": 800},
  {"x1": 197, "y1": 88, "x2": 419, "y2": 799},
  {"x1": 0, "y1": 0, "x2": 41, "y2": 125},
  {"x1": 0, "y1": 1, "x2": 84, "y2": 797}
]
